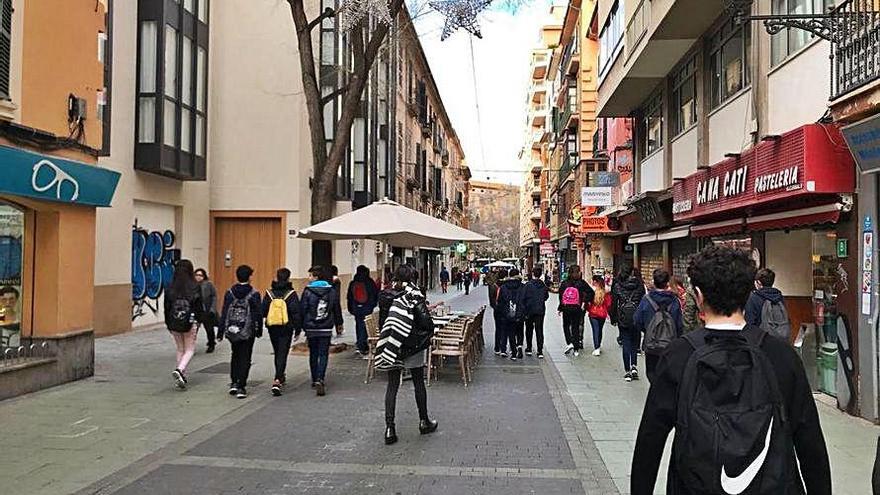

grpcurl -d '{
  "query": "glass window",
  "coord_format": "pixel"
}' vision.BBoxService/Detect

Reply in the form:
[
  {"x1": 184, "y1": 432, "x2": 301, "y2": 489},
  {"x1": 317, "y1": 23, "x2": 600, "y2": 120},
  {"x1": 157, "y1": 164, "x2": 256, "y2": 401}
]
[
  {"x1": 139, "y1": 22, "x2": 157, "y2": 93},
  {"x1": 708, "y1": 19, "x2": 750, "y2": 108},
  {"x1": 98, "y1": 31, "x2": 107, "y2": 63},
  {"x1": 644, "y1": 91, "x2": 663, "y2": 155},
  {"x1": 184, "y1": 0, "x2": 194, "y2": 13},
  {"x1": 0, "y1": 203, "x2": 24, "y2": 351},
  {"x1": 181, "y1": 36, "x2": 193, "y2": 106},
  {"x1": 181, "y1": 109, "x2": 192, "y2": 152},
  {"x1": 598, "y1": 1, "x2": 623, "y2": 75},
  {"x1": 164, "y1": 100, "x2": 176, "y2": 146},
  {"x1": 138, "y1": 97, "x2": 156, "y2": 142},
  {"x1": 771, "y1": 0, "x2": 835, "y2": 66},
  {"x1": 196, "y1": 47, "x2": 206, "y2": 111},
  {"x1": 671, "y1": 56, "x2": 697, "y2": 135},
  {"x1": 196, "y1": 115, "x2": 205, "y2": 156},
  {"x1": 321, "y1": 30, "x2": 335, "y2": 65},
  {"x1": 198, "y1": 0, "x2": 208, "y2": 23},
  {"x1": 164, "y1": 25, "x2": 177, "y2": 98}
]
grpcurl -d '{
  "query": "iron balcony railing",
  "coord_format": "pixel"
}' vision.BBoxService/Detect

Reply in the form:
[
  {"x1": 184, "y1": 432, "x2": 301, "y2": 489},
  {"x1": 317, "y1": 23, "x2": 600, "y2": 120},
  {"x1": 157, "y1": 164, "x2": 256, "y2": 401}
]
[{"x1": 831, "y1": 0, "x2": 880, "y2": 100}]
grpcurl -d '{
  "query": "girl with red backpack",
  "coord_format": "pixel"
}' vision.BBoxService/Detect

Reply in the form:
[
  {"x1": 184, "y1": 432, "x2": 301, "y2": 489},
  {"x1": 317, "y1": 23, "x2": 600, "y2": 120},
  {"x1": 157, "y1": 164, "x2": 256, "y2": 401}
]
[{"x1": 347, "y1": 265, "x2": 379, "y2": 357}]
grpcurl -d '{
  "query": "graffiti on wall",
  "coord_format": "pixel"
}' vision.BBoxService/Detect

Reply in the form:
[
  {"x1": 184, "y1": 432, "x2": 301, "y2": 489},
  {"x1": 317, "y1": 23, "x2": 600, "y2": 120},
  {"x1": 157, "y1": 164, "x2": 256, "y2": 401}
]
[{"x1": 132, "y1": 222, "x2": 179, "y2": 321}]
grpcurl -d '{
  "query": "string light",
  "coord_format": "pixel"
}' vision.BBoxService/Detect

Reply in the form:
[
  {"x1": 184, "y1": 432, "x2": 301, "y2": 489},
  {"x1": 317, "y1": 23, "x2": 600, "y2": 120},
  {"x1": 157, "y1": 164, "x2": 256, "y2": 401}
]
[{"x1": 428, "y1": 0, "x2": 493, "y2": 41}]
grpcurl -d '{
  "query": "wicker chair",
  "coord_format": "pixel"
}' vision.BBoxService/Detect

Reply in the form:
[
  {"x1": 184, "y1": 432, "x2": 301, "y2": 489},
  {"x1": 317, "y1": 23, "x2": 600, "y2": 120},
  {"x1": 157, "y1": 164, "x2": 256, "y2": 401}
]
[{"x1": 363, "y1": 313, "x2": 380, "y2": 383}]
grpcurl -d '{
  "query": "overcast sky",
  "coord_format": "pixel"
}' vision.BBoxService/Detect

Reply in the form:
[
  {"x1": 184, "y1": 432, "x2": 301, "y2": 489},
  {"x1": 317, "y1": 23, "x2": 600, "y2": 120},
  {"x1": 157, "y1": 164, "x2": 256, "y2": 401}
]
[{"x1": 414, "y1": 0, "x2": 553, "y2": 186}]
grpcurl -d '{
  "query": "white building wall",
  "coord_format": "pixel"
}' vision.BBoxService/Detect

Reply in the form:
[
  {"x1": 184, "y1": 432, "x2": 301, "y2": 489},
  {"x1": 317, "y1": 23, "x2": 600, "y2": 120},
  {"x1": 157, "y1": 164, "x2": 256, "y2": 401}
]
[
  {"x1": 671, "y1": 126, "x2": 699, "y2": 178},
  {"x1": 767, "y1": 42, "x2": 830, "y2": 135},
  {"x1": 639, "y1": 151, "x2": 665, "y2": 192},
  {"x1": 708, "y1": 89, "x2": 754, "y2": 165}
]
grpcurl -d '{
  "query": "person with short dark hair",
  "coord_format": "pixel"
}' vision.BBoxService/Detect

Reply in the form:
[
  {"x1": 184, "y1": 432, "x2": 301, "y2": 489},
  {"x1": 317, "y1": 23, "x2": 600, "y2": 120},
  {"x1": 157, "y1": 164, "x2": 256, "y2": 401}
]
[
  {"x1": 610, "y1": 264, "x2": 645, "y2": 379},
  {"x1": 164, "y1": 259, "x2": 203, "y2": 390},
  {"x1": 744, "y1": 268, "x2": 788, "y2": 331},
  {"x1": 633, "y1": 268, "x2": 683, "y2": 382},
  {"x1": 490, "y1": 268, "x2": 510, "y2": 356},
  {"x1": 194, "y1": 268, "x2": 218, "y2": 353},
  {"x1": 348, "y1": 265, "x2": 379, "y2": 356},
  {"x1": 631, "y1": 246, "x2": 830, "y2": 495},
  {"x1": 497, "y1": 268, "x2": 525, "y2": 360},
  {"x1": 557, "y1": 265, "x2": 595, "y2": 357},
  {"x1": 300, "y1": 265, "x2": 344, "y2": 396},
  {"x1": 219, "y1": 264, "x2": 263, "y2": 399},
  {"x1": 439, "y1": 264, "x2": 450, "y2": 293},
  {"x1": 261, "y1": 267, "x2": 302, "y2": 396},
  {"x1": 518, "y1": 267, "x2": 549, "y2": 358}
]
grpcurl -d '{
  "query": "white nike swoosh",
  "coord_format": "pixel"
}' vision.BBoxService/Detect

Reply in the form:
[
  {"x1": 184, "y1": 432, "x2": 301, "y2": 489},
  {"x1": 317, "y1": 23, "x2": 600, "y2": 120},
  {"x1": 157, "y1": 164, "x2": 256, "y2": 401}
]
[{"x1": 720, "y1": 416, "x2": 774, "y2": 495}]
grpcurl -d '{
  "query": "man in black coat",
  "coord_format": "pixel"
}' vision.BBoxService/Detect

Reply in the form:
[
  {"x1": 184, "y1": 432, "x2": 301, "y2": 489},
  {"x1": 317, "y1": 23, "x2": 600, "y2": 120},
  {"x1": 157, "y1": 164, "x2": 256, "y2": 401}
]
[{"x1": 517, "y1": 267, "x2": 549, "y2": 358}]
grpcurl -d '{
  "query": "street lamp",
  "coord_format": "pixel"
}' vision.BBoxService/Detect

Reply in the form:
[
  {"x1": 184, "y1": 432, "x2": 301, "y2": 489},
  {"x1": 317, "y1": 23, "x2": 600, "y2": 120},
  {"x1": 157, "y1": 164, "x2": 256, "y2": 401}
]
[{"x1": 549, "y1": 197, "x2": 559, "y2": 214}]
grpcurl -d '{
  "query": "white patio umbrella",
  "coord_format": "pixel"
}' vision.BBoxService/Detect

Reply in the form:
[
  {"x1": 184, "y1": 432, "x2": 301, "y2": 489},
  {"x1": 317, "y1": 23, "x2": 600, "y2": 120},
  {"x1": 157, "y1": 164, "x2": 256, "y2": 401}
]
[
  {"x1": 484, "y1": 260, "x2": 515, "y2": 269},
  {"x1": 297, "y1": 198, "x2": 490, "y2": 248}
]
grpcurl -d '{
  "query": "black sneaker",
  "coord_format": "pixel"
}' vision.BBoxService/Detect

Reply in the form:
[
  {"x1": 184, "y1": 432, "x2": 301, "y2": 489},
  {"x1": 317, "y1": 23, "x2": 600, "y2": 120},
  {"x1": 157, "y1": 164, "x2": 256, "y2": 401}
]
[
  {"x1": 624, "y1": 372, "x2": 633, "y2": 382},
  {"x1": 228, "y1": 383, "x2": 239, "y2": 395},
  {"x1": 525, "y1": 349, "x2": 533, "y2": 356},
  {"x1": 316, "y1": 381, "x2": 326, "y2": 396},
  {"x1": 206, "y1": 344, "x2": 215, "y2": 354},
  {"x1": 630, "y1": 369, "x2": 639, "y2": 381},
  {"x1": 537, "y1": 353, "x2": 544, "y2": 359},
  {"x1": 510, "y1": 354, "x2": 518, "y2": 361},
  {"x1": 517, "y1": 347, "x2": 524, "y2": 359},
  {"x1": 172, "y1": 369, "x2": 186, "y2": 389},
  {"x1": 236, "y1": 387, "x2": 248, "y2": 399},
  {"x1": 271, "y1": 379, "x2": 283, "y2": 396}
]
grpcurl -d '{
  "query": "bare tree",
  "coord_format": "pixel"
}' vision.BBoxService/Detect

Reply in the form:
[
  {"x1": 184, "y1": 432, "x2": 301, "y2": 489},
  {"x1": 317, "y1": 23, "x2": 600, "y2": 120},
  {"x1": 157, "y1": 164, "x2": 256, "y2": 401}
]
[{"x1": 287, "y1": 0, "x2": 406, "y2": 224}]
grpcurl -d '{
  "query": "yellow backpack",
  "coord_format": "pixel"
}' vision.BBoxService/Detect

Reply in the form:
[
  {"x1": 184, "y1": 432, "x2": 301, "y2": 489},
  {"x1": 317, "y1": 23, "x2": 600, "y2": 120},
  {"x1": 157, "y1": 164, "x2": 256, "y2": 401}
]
[{"x1": 266, "y1": 290, "x2": 293, "y2": 327}]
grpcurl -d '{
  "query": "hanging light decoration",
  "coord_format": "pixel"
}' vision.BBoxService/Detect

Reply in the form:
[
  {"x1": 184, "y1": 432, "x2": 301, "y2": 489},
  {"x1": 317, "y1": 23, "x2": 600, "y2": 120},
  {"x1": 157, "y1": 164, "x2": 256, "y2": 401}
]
[
  {"x1": 429, "y1": 0, "x2": 493, "y2": 41},
  {"x1": 338, "y1": 0, "x2": 393, "y2": 32}
]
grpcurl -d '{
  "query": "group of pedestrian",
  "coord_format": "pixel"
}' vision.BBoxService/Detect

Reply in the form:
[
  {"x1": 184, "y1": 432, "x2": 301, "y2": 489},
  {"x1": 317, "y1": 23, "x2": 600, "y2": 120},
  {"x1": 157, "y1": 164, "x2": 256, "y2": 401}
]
[
  {"x1": 163, "y1": 261, "x2": 344, "y2": 399},
  {"x1": 451, "y1": 266, "x2": 480, "y2": 295},
  {"x1": 488, "y1": 266, "x2": 549, "y2": 359}
]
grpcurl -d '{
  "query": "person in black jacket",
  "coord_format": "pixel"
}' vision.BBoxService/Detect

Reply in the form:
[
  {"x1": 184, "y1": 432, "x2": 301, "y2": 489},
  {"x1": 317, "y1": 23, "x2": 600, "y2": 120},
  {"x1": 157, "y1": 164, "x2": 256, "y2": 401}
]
[
  {"x1": 300, "y1": 265, "x2": 344, "y2": 396},
  {"x1": 219, "y1": 265, "x2": 263, "y2": 399},
  {"x1": 164, "y1": 259, "x2": 204, "y2": 390},
  {"x1": 381, "y1": 264, "x2": 438, "y2": 445},
  {"x1": 518, "y1": 267, "x2": 549, "y2": 358},
  {"x1": 610, "y1": 265, "x2": 646, "y2": 379},
  {"x1": 261, "y1": 268, "x2": 302, "y2": 396},
  {"x1": 556, "y1": 265, "x2": 595, "y2": 357},
  {"x1": 744, "y1": 268, "x2": 788, "y2": 329},
  {"x1": 490, "y1": 268, "x2": 509, "y2": 356},
  {"x1": 347, "y1": 265, "x2": 379, "y2": 356},
  {"x1": 631, "y1": 245, "x2": 830, "y2": 495},
  {"x1": 497, "y1": 269, "x2": 525, "y2": 360},
  {"x1": 194, "y1": 268, "x2": 218, "y2": 353}
]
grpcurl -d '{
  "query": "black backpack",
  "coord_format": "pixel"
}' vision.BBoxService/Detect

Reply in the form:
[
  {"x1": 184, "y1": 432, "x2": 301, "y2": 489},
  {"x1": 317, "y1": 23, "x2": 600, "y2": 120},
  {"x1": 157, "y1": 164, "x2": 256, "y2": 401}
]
[
  {"x1": 642, "y1": 293, "x2": 677, "y2": 355},
  {"x1": 498, "y1": 283, "x2": 520, "y2": 321},
  {"x1": 167, "y1": 296, "x2": 194, "y2": 332},
  {"x1": 223, "y1": 290, "x2": 256, "y2": 343},
  {"x1": 618, "y1": 289, "x2": 640, "y2": 328},
  {"x1": 760, "y1": 299, "x2": 791, "y2": 341},
  {"x1": 307, "y1": 287, "x2": 334, "y2": 328},
  {"x1": 673, "y1": 327, "x2": 797, "y2": 494}
]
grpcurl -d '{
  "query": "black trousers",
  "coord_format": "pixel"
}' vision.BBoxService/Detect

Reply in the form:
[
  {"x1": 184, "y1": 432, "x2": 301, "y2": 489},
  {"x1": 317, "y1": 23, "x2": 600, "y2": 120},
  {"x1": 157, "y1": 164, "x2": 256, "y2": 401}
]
[
  {"x1": 645, "y1": 353, "x2": 660, "y2": 382},
  {"x1": 268, "y1": 327, "x2": 293, "y2": 382},
  {"x1": 230, "y1": 337, "x2": 256, "y2": 388},
  {"x1": 385, "y1": 366, "x2": 428, "y2": 426},
  {"x1": 524, "y1": 314, "x2": 545, "y2": 353},
  {"x1": 493, "y1": 314, "x2": 507, "y2": 353},
  {"x1": 507, "y1": 320, "x2": 524, "y2": 352},
  {"x1": 561, "y1": 310, "x2": 585, "y2": 350}
]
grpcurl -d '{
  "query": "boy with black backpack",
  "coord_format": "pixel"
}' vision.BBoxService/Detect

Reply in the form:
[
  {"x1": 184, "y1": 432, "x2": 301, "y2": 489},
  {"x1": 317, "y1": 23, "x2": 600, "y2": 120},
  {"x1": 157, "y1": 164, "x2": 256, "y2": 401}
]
[
  {"x1": 633, "y1": 268, "x2": 683, "y2": 382},
  {"x1": 262, "y1": 268, "x2": 302, "y2": 397},
  {"x1": 632, "y1": 245, "x2": 830, "y2": 495},
  {"x1": 610, "y1": 265, "x2": 645, "y2": 377},
  {"x1": 220, "y1": 265, "x2": 263, "y2": 399},
  {"x1": 496, "y1": 268, "x2": 525, "y2": 360},
  {"x1": 745, "y1": 268, "x2": 792, "y2": 342},
  {"x1": 300, "y1": 265, "x2": 343, "y2": 396}
]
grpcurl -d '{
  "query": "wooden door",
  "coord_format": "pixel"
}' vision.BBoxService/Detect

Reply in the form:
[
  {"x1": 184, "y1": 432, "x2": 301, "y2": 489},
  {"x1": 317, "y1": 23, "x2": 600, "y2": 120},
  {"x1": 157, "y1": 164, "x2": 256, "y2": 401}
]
[{"x1": 212, "y1": 217, "x2": 284, "y2": 295}]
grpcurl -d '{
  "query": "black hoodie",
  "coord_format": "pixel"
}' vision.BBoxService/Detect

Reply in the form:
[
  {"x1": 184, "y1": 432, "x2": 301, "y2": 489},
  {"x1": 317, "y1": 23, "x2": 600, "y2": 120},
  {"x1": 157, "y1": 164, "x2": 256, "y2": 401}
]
[
  {"x1": 611, "y1": 276, "x2": 646, "y2": 326},
  {"x1": 744, "y1": 287, "x2": 786, "y2": 328},
  {"x1": 496, "y1": 276, "x2": 524, "y2": 322},
  {"x1": 557, "y1": 278, "x2": 595, "y2": 313},
  {"x1": 519, "y1": 278, "x2": 549, "y2": 317},
  {"x1": 261, "y1": 280, "x2": 303, "y2": 335}
]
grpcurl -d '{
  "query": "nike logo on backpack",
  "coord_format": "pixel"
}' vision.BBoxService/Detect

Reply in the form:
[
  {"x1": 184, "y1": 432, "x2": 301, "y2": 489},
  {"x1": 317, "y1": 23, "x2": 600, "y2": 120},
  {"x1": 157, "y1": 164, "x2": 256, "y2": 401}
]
[{"x1": 720, "y1": 417, "x2": 773, "y2": 495}]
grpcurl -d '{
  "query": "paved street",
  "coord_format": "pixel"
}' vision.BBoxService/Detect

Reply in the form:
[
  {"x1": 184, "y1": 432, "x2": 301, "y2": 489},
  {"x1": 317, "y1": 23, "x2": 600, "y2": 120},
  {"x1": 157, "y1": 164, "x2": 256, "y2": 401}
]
[{"x1": 1, "y1": 286, "x2": 878, "y2": 494}]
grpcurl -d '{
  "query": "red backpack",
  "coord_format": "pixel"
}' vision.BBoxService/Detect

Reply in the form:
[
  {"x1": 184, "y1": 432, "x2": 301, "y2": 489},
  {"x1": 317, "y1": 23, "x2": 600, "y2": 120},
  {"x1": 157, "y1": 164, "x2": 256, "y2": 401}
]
[{"x1": 352, "y1": 281, "x2": 369, "y2": 305}]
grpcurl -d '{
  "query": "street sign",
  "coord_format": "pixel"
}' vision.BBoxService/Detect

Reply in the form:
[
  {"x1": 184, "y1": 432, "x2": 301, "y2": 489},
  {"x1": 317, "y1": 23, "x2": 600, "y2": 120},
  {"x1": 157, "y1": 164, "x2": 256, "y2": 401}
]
[
  {"x1": 455, "y1": 242, "x2": 467, "y2": 254},
  {"x1": 581, "y1": 187, "x2": 614, "y2": 206},
  {"x1": 842, "y1": 113, "x2": 880, "y2": 174}
]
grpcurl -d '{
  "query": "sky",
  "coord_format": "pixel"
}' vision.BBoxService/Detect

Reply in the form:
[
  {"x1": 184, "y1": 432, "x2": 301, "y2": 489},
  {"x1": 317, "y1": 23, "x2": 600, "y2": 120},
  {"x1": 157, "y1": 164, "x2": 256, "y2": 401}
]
[{"x1": 413, "y1": 0, "x2": 553, "y2": 186}]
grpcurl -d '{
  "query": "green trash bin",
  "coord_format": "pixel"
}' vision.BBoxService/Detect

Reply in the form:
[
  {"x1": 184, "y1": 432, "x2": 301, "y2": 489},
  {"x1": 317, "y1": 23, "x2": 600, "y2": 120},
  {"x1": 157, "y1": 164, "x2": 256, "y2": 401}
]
[{"x1": 817, "y1": 343, "x2": 838, "y2": 396}]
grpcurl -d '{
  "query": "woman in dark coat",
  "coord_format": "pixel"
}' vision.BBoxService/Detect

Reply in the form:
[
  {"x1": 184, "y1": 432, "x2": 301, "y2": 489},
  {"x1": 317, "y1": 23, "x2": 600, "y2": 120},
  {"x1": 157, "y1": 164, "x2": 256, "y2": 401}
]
[{"x1": 194, "y1": 268, "x2": 218, "y2": 353}]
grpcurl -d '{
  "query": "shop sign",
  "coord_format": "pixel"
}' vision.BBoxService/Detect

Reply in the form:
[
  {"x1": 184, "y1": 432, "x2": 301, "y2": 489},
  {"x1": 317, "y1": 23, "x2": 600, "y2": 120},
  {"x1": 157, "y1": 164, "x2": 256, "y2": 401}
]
[
  {"x1": 568, "y1": 205, "x2": 585, "y2": 239},
  {"x1": 863, "y1": 229, "x2": 873, "y2": 315},
  {"x1": 672, "y1": 199, "x2": 692, "y2": 214},
  {"x1": 841, "y1": 113, "x2": 880, "y2": 174},
  {"x1": 837, "y1": 238, "x2": 848, "y2": 258},
  {"x1": 581, "y1": 187, "x2": 614, "y2": 206},
  {"x1": 588, "y1": 172, "x2": 620, "y2": 187},
  {"x1": 696, "y1": 166, "x2": 748, "y2": 205},
  {"x1": 0, "y1": 146, "x2": 121, "y2": 207},
  {"x1": 455, "y1": 242, "x2": 468, "y2": 254},
  {"x1": 754, "y1": 166, "x2": 800, "y2": 193},
  {"x1": 539, "y1": 243, "x2": 555, "y2": 255},
  {"x1": 581, "y1": 216, "x2": 614, "y2": 233}
]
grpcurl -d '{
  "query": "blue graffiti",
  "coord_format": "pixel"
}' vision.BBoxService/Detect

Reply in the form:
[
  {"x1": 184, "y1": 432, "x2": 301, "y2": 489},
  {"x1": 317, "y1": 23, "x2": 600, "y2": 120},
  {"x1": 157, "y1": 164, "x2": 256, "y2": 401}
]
[{"x1": 132, "y1": 223, "x2": 178, "y2": 321}]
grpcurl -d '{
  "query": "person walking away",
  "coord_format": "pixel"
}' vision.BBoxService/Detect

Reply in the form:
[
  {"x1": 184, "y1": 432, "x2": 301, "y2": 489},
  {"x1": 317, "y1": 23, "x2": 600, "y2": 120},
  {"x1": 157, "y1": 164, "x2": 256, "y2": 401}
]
[
  {"x1": 633, "y1": 269, "x2": 683, "y2": 382},
  {"x1": 329, "y1": 265, "x2": 344, "y2": 338},
  {"x1": 519, "y1": 267, "x2": 549, "y2": 358},
  {"x1": 348, "y1": 265, "x2": 379, "y2": 357},
  {"x1": 587, "y1": 275, "x2": 613, "y2": 356},
  {"x1": 490, "y1": 268, "x2": 509, "y2": 356},
  {"x1": 679, "y1": 277, "x2": 702, "y2": 333},
  {"x1": 610, "y1": 265, "x2": 645, "y2": 381},
  {"x1": 472, "y1": 269, "x2": 480, "y2": 287},
  {"x1": 463, "y1": 267, "x2": 472, "y2": 295},
  {"x1": 631, "y1": 245, "x2": 830, "y2": 495},
  {"x1": 262, "y1": 268, "x2": 302, "y2": 396},
  {"x1": 374, "y1": 264, "x2": 438, "y2": 445},
  {"x1": 484, "y1": 268, "x2": 499, "y2": 294},
  {"x1": 164, "y1": 259, "x2": 203, "y2": 390},
  {"x1": 453, "y1": 267, "x2": 462, "y2": 291},
  {"x1": 300, "y1": 266, "x2": 343, "y2": 396},
  {"x1": 439, "y1": 264, "x2": 450, "y2": 294},
  {"x1": 745, "y1": 268, "x2": 792, "y2": 342},
  {"x1": 497, "y1": 268, "x2": 525, "y2": 360},
  {"x1": 219, "y1": 265, "x2": 263, "y2": 399},
  {"x1": 669, "y1": 276, "x2": 687, "y2": 312},
  {"x1": 557, "y1": 265, "x2": 594, "y2": 357},
  {"x1": 194, "y1": 268, "x2": 218, "y2": 353}
]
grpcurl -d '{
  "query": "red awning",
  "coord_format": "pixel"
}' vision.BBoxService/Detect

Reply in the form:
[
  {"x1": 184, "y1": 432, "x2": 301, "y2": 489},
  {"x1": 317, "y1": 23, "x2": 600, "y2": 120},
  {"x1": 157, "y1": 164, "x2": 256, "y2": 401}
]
[
  {"x1": 746, "y1": 203, "x2": 842, "y2": 232},
  {"x1": 691, "y1": 219, "x2": 745, "y2": 238}
]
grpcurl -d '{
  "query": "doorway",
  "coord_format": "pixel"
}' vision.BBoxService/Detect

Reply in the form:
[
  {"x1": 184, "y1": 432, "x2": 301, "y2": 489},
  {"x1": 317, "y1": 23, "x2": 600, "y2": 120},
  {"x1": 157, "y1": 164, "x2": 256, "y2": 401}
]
[{"x1": 211, "y1": 214, "x2": 285, "y2": 294}]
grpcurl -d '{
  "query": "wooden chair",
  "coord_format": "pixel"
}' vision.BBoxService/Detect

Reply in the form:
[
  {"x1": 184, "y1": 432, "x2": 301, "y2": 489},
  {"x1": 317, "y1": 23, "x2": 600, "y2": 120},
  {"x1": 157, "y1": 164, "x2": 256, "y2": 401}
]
[
  {"x1": 363, "y1": 313, "x2": 380, "y2": 383},
  {"x1": 428, "y1": 318, "x2": 473, "y2": 386}
]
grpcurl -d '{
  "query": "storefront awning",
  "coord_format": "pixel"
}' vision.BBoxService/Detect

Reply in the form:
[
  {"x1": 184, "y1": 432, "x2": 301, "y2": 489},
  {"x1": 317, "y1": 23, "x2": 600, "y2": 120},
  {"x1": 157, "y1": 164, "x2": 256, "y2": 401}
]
[
  {"x1": 746, "y1": 203, "x2": 842, "y2": 232},
  {"x1": 657, "y1": 225, "x2": 691, "y2": 241},
  {"x1": 628, "y1": 232, "x2": 658, "y2": 244},
  {"x1": 691, "y1": 219, "x2": 745, "y2": 238}
]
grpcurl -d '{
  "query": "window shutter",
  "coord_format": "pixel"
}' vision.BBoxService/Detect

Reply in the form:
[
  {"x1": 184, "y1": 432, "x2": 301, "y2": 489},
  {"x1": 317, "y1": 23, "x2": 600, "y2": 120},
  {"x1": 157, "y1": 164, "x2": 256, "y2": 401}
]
[{"x1": 0, "y1": 0, "x2": 11, "y2": 99}]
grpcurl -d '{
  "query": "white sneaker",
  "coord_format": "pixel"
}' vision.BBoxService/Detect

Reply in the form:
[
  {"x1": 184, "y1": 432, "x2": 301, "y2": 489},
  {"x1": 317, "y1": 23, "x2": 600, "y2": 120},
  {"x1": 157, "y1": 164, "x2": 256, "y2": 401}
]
[
  {"x1": 563, "y1": 344, "x2": 574, "y2": 355},
  {"x1": 573, "y1": 350, "x2": 580, "y2": 357},
  {"x1": 592, "y1": 349, "x2": 601, "y2": 356}
]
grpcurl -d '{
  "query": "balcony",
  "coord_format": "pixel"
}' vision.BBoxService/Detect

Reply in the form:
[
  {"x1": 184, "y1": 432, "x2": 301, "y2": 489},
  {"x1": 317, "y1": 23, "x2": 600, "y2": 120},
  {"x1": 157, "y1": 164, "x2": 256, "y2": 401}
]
[
  {"x1": 531, "y1": 162, "x2": 543, "y2": 174},
  {"x1": 561, "y1": 39, "x2": 580, "y2": 77},
  {"x1": 558, "y1": 152, "x2": 577, "y2": 185},
  {"x1": 532, "y1": 112, "x2": 547, "y2": 127},
  {"x1": 532, "y1": 83, "x2": 547, "y2": 103},
  {"x1": 530, "y1": 182, "x2": 541, "y2": 198},
  {"x1": 532, "y1": 57, "x2": 549, "y2": 80},
  {"x1": 598, "y1": 0, "x2": 725, "y2": 117},
  {"x1": 530, "y1": 207, "x2": 542, "y2": 221},
  {"x1": 831, "y1": 0, "x2": 880, "y2": 101}
]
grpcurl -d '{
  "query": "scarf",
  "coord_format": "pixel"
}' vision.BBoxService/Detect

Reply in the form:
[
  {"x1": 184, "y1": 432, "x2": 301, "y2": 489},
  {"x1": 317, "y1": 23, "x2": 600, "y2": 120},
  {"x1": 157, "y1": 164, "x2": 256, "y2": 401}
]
[{"x1": 374, "y1": 283, "x2": 423, "y2": 371}]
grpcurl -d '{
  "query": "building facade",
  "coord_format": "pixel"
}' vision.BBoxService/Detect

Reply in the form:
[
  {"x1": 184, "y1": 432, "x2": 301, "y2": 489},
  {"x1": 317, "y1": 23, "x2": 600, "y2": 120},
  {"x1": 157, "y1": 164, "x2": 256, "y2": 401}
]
[
  {"x1": 0, "y1": 0, "x2": 122, "y2": 398},
  {"x1": 468, "y1": 181, "x2": 521, "y2": 262}
]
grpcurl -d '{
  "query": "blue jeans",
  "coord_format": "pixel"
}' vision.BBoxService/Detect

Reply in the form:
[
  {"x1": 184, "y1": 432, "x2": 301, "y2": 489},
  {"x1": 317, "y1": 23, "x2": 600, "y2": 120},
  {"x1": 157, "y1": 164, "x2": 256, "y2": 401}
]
[
  {"x1": 619, "y1": 326, "x2": 638, "y2": 373},
  {"x1": 589, "y1": 317, "x2": 605, "y2": 350},
  {"x1": 354, "y1": 315, "x2": 368, "y2": 353},
  {"x1": 308, "y1": 335, "x2": 332, "y2": 383}
]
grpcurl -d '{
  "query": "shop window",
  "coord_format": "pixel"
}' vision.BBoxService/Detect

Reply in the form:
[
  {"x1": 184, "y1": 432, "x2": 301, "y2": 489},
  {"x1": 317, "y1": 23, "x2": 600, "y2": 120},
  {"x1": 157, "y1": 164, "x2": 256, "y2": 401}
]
[
  {"x1": 0, "y1": 0, "x2": 11, "y2": 99},
  {"x1": 135, "y1": 0, "x2": 209, "y2": 180},
  {"x1": 642, "y1": 90, "x2": 663, "y2": 156},
  {"x1": 671, "y1": 55, "x2": 697, "y2": 136},
  {"x1": 771, "y1": 0, "x2": 835, "y2": 66},
  {"x1": 708, "y1": 17, "x2": 751, "y2": 109},
  {"x1": 0, "y1": 203, "x2": 23, "y2": 350},
  {"x1": 812, "y1": 230, "x2": 843, "y2": 397}
]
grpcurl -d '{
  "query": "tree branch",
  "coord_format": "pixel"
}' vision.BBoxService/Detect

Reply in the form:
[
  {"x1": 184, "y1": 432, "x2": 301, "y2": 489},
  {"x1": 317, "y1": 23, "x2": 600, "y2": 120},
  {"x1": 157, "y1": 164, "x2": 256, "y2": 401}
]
[
  {"x1": 307, "y1": 7, "x2": 336, "y2": 32},
  {"x1": 321, "y1": 84, "x2": 349, "y2": 106}
]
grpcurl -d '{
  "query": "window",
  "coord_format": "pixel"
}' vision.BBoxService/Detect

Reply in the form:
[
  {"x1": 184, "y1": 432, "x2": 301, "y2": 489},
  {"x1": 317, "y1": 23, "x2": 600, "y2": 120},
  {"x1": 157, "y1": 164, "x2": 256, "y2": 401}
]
[
  {"x1": 771, "y1": 0, "x2": 835, "y2": 65},
  {"x1": 135, "y1": 0, "x2": 209, "y2": 179},
  {"x1": 0, "y1": 0, "x2": 11, "y2": 99},
  {"x1": 98, "y1": 32, "x2": 108, "y2": 64},
  {"x1": 598, "y1": 1, "x2": 624, "y2": 76},
  {"x1": 671, "y1": 55, "x2": 697, "y2": 136},
  {"x1": 0, "y1": 203, "x2": 24, "y2": 351},
  {"x1": 643, "y1": 91, "x2": 663, "y2": 155},
  {"x1": 708, "y1": 18, "x2": 750, "y2": 108}
]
